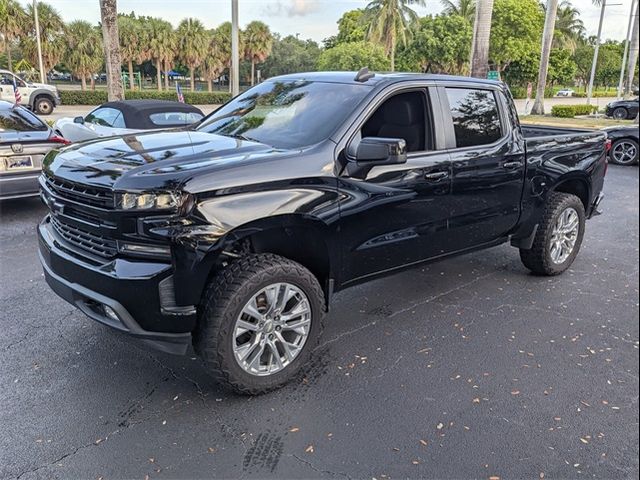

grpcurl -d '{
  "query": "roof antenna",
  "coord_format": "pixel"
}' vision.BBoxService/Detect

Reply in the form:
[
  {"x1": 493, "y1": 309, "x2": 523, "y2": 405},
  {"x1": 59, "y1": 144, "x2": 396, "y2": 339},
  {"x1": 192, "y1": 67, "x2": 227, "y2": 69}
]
[{"x1": 354, "y1": 67, "x2": 375, "y2": 83}]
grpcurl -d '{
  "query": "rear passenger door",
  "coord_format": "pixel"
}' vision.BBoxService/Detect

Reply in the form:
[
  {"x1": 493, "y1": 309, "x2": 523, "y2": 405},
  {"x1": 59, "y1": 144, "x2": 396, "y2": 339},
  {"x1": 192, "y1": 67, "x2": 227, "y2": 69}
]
[{"x1": 437, "y1": 83, "x2": 525, "y2": 251}]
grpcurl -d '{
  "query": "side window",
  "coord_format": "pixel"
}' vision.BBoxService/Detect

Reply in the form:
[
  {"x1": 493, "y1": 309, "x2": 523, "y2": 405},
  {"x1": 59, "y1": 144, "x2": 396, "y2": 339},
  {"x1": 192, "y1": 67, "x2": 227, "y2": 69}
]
[
  {"x1": 0, "y1": 74, "x2": 14, "y2": 86},
  {"x1": 0, "y1": 107, "x2": 48, "y2": 132},
  {"x1": 148, "y1": 111, "x2": 204, "y2": 126},
  {"x1": 85, "y1": 107, "x2": 125, "y2": 128},
  {"x1": 445, "y1": 88, "x2": 502, "y2": 148},
  {"x1": 359, "y1": 91, "x2": 428, "y2": 153}
]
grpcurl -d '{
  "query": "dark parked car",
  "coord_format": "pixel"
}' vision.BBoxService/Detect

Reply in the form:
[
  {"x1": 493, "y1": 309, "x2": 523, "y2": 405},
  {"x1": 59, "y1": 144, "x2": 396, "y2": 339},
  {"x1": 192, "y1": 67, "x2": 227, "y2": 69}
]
[
  {"x1": 605, "y1": 97, "x2": 639, "y2": 120},
  {"x1": 38, "y1": 71, "x2": 608, "y2": 394},
  {"x1": 54, "y1": 100, "x2": 204, "y2": 143},
  {"x1": 0, "y1": 101, "x2": 69, "y2": 200},
  {"x1": 604, "y1": 125, "x2": 639, "y2": 165}
]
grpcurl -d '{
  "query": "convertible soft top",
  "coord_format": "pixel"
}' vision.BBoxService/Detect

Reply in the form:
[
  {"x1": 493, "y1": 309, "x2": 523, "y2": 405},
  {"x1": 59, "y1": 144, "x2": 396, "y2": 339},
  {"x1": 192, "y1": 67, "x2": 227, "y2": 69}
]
[{"x1": 102, "y1": 100, "x2": 204, "y2": 129}]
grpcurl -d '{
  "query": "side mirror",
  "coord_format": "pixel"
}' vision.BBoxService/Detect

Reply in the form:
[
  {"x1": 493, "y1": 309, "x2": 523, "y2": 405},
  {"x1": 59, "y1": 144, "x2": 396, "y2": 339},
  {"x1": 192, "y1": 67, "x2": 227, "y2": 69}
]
[
  {"x1": 355, "y1": 137, "x2": 407, "y2": 165},
  {"x1": 73, "y1": 116, "x2": 85, "y2": 124}
]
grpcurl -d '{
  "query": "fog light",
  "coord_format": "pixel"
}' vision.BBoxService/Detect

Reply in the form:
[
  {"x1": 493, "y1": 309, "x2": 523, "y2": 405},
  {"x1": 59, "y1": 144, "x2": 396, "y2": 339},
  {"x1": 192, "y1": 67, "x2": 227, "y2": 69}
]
[{"x1": 103, "y1": 305, "x2": 120, "y2": 323}]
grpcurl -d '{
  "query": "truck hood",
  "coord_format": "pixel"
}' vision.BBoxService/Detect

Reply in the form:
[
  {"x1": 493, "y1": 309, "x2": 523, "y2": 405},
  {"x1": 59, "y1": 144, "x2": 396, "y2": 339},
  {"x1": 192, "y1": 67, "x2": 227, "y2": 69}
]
[
  {"x1": 44, "y1": 130, "x2": 292, "y2": 191},
  {"x1": 27, "y1": 82, "x2": 57, "y2": 92}
]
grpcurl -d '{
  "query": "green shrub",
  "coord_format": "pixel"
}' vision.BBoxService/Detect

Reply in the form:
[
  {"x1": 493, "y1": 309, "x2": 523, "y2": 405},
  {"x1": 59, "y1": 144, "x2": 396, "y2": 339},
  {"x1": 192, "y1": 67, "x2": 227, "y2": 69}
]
[
  {"x1": 551, "y1": 105, "x2": 577, "y2": 117},
  {"x1": 60, "y1": 90, "x2": 231, "y2": 105},
  {"x1": 573, "y1": 104, "x2": 598, "y2": 116}
]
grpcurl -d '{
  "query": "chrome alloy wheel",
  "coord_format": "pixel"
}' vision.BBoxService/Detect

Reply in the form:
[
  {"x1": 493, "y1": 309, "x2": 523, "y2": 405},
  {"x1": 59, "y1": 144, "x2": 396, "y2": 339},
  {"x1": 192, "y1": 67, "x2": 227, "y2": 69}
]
[
  {"x1": 612, "y1": 141, "x2": 638, "y2": 165},
  {"x1": 233, "y1": 283, "x2": 312, "y2": 376},
  {"x1": 549, "y1": 207, "x2": 580, "y2": 264}
]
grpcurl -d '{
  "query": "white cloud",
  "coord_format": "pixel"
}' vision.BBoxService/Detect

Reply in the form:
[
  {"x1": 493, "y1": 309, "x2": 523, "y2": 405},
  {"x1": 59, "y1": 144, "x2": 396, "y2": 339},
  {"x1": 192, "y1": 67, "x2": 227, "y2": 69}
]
[{"x1": 264, "y1": 0, "x2": 321, "y2": 17}]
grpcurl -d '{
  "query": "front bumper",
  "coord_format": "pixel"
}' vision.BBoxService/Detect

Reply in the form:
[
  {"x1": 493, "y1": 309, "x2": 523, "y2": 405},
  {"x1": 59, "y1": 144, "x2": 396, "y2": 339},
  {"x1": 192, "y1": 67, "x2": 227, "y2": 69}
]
[{"x1": 38, "y1": 217, "x2": 195, "y2": 354}]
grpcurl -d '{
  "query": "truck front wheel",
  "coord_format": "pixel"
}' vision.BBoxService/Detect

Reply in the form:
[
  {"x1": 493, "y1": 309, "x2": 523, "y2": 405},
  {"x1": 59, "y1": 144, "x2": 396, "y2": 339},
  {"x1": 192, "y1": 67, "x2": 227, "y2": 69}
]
[
  {"x1": 194, "y1": 254, "x2": 325, "y2": 394},
  {"x1": 519, "y1": 192, "x2": 586, "y2": 276},
  {"x1": 34, "y1": 96, "x2": 54, "y2": 115}
]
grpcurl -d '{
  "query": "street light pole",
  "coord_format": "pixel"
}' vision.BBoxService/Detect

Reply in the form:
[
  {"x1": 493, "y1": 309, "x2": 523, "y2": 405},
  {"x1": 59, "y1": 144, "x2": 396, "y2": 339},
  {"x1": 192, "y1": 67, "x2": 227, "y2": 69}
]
[
  {"x1": 587, "y1": 0, "x2": 607, "y2": 104},
  {"x1": 33, "y1": 0, "x2": 45, "y2": 83},
  {"x1": 231, "y1": 0, "x2": 240, "y2": 97},
  {"x1": 617, "y1": 0, "x2": 637, "y2": 99}
]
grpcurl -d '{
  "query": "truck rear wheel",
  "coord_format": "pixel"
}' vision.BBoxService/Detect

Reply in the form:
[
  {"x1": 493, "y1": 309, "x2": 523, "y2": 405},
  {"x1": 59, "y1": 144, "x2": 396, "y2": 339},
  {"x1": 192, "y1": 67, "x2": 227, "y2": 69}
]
[
  {"x1": 194, "y1": 253, "x2": 325, "y2": 394},
  {"x1": 519, "y1": 192, "x2": 585, "y2": 276}
]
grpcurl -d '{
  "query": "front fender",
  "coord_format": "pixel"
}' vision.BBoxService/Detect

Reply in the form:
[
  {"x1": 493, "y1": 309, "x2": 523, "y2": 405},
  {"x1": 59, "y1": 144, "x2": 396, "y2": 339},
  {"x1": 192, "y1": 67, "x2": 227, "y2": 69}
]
[{"x1": 161, "y1": 182, "x2": 341, "y2": 306}]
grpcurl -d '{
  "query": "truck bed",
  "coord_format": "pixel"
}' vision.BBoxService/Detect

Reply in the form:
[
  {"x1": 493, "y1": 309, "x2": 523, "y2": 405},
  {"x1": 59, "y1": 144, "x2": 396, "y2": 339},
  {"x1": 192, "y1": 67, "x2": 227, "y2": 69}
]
[{"x1": 522, "y1": 124, "x2": 607, "y2": 159}]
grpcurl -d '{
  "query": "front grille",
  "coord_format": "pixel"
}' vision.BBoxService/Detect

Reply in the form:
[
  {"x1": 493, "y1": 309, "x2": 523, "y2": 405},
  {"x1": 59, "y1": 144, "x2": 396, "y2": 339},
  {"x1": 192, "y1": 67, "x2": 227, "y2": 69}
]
[
  {"x1": 45, "y1": 176, "x2": 113, "y2": 208},
  {"x1": 51, "y1": 216, "x2": 118, "y2": 259}
]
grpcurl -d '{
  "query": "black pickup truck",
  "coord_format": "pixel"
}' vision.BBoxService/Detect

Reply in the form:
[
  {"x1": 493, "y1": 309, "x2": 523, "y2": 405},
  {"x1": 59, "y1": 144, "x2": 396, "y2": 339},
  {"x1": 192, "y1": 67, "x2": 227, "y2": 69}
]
[{"x1": 38, "y1": 72, "x2": 608, "y2": 394}]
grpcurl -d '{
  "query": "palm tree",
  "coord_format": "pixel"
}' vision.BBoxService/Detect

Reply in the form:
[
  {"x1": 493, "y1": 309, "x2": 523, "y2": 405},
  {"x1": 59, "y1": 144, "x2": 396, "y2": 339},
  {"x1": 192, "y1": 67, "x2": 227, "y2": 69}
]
[
  {"x1": 176, "y1": 18, "x2": 209, "y2": 92},
  {"x1": 586, "y1": 0, "x2": 605, "y2": 103},
  {"x1": 244, "y1": 21, "x2": 273, "y2": 85},
  {"x1": 147, "y1": 18, "x2": 175, "y2": 91},
  {"x1": 203, "y1": 30, "x2": 225, "y2": 92},
  {"x1": 553, "y1": 0, "x2": 584, "y2": 53},
  {"x1": 215, "y1": 22, "x2": 244, "y2": 92},
  {"x1": 118, "y1": 15, "x2": 146, "y2": 90},
  {"x1": 21, "y1": 1, "x2": 65, "y2": 74},
  {"x1": 469, "y1": 0, "x2": 494, "y2": 78},
  {"x1": 64, "y1": 21, "x2": 103, "y2": 90},
  {"x1": 0, "y1": 0, "x2": 27, "y2": 71},
  {"x1": 99, "y1": 0, "x2": 124, "y2": 101},
  {"x1": 531, "y1": 0, "x2": 559, "y2": 115},
  {"x1": 440, "y1": 0, "x2": 476, "y2": 23},
  {"x1": 363, "y1": 0, "x2": 426, "y2": 72}
]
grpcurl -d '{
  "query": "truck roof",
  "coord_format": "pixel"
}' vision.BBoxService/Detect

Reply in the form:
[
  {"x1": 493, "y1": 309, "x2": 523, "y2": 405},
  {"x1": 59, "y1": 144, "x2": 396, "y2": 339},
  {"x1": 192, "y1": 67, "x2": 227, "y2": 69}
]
[{"x1": 269, "y1": 71, "x2": 503, "y2": 87}]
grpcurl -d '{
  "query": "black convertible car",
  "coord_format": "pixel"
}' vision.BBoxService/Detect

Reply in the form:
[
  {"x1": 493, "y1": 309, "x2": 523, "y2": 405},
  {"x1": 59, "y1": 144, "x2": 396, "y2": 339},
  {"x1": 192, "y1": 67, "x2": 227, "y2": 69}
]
[
  {"x1": 604, "y1": 126, "x2": 639, "y2": 165},
  {"x1": 605, "y1": 97, "x2": 639, "y2": 120}
]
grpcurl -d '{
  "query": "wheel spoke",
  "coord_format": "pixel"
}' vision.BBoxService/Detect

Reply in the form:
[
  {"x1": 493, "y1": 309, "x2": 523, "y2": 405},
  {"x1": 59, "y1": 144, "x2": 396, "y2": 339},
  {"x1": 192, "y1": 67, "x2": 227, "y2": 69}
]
[
  {"x1": 242, "y1": 299, "x2": 263, "y2": 322},
  {"x1": 276, "y1": 332, "x2": 299, "y2": 362},
  {"x1": 268, "y1": 341, "x2": 284, "y2": 370},
  {"x1": 236, "y1": 319, "x2": 259, "y2": 334}
]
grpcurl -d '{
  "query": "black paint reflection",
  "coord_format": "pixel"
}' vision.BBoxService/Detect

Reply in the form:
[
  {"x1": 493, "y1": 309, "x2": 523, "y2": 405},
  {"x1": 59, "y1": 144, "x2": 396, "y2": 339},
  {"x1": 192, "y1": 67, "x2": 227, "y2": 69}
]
[{"x1": 446, "y1": 88, "x2": 502, "y2": 148}]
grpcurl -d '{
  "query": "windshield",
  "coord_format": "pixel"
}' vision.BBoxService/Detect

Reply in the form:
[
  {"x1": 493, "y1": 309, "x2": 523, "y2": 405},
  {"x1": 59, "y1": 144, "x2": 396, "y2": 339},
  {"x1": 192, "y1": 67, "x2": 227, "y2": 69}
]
[{"x1": 196, "y1": 80, "x2": 372, "y2": 149}]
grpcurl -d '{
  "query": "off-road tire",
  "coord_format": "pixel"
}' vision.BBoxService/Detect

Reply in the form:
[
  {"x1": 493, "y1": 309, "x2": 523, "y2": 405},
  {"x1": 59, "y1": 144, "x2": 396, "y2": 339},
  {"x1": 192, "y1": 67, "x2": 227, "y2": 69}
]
[
  {"x1": 194, "y1": 253, "x2": 325, "y2": 395},
  {"x1": 519, "y1": 192, "x2": 586, "y2": 276},
  {"x1": 34, "y1": 96, "x2": 54, "y2": 115}
]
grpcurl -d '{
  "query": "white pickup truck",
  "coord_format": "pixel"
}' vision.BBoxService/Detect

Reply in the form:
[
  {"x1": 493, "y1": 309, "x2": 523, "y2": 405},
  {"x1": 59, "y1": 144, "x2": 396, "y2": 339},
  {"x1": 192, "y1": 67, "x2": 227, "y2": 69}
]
[{"x1": 0, "y1": 69, "x2": 61, "y2": 115}]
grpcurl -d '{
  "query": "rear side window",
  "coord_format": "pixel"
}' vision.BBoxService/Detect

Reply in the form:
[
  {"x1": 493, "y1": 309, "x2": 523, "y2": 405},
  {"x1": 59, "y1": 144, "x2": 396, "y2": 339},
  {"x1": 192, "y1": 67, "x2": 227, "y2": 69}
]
[
  {"x1": 148, "y1": 111, "x2": 203, "y2": 126},
  {"x1": 86, "y1": 107, "x2": 125, "y2": 128},
  {"x1": 445, "y1": 88, "x2": 502, "y2": 148},
  {"x1": 0, "y1": 106, "x2": 48, "y2": 132}
]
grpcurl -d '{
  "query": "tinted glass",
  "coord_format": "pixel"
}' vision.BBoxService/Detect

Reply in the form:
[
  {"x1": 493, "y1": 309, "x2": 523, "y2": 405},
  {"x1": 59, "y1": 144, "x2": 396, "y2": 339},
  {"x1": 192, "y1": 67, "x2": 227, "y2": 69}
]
[
  {"x1": 0, "y1": 106, "x2": 48, "y2": 132},
  {"x1": 149, "y1": 111, "x2": 203, "y2": 126},
  {"x1": 446, "y1": 88, "x2": 502, "y2": 148},
  {"x1": 85, "y1": 107, "x2": 125, "y2": 128},
  {"x1": 197, "y1": 80, "x2": 372, "y2": 149}
]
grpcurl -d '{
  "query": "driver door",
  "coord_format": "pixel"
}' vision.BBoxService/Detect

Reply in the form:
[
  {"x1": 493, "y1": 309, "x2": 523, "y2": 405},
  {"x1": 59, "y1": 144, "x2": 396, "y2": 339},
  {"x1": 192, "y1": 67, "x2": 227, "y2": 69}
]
[{"x1": 337, "y1": 86, "x2": 453, "y2": 285}]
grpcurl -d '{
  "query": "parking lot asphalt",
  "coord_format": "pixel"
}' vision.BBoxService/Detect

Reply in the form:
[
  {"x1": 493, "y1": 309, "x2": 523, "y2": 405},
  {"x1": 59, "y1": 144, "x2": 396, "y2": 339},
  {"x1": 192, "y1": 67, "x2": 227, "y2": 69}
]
[{"x1": 0, "y1": 165, "x2": 638, "y2": 480}]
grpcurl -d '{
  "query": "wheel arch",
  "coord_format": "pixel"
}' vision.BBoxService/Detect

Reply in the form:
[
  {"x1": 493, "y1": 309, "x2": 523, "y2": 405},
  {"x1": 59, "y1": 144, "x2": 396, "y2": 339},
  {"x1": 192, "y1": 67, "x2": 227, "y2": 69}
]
[
  {"x1": 195, "y1": 214, "x2": 338, "y2": 310},
  {"x1": 549, "y1": 173, "x2": 591, "y2": 212}
]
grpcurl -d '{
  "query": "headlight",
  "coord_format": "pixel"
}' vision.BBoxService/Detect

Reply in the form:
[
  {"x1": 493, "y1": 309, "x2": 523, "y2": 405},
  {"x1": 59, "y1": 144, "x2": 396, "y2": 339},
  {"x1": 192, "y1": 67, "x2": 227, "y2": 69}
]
[{"x1": 115, "y1": 192, "x2": 187, "y2": 211}]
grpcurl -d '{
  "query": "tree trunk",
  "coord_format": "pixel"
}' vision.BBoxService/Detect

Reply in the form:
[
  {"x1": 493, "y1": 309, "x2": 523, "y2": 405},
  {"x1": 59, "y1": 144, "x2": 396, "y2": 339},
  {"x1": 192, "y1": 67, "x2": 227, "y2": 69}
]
[
  {"x1": 531, "y1": 0, "x2": 559, "y2": 115},
  {"x1": 156, "y1": 59, "x2": 162, "y2": 91},
  {"x1": 128, "y1": 59, "x2": 134, "y2": 90},
  {"x1": 190, "y1": 69, "x2": 195, "y2": 92},
  {"x1": 390, "y1": 35, "x2": 396, "y2": 72},
  {"x1": 99, "y1": 0, "x2": 124, "y2": 101},
  {"x1": 469, "y1": 0, "x2": 495, "y2": 78},
  {"x1": 251, "y1": 60, "x2": 255, "y2": 86},
  {"x1": 164, "y1": 59, "x2": 170, "y2": 90},
  {"x1": 626, "y1": 1, "x2": 639, "y2": 97},
  {"x1": 586, "y1": 1, "x2": 606, "y2": 103},
  {"x1": 91, "y1": 76, "x2": 95, "y2": 91},
  {"x1": 208, "y1": 79, "x2": 213, "y2": 92},
  {"x1": 81, "y1": 75, "x2": 87, "y2": 91},
  {"x1": 6, "y1": 43, "x2": 12, "y2": 72}
]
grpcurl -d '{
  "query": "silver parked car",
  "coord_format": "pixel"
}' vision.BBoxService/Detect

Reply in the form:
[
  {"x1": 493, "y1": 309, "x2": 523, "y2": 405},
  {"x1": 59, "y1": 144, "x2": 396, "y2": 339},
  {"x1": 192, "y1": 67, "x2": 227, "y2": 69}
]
[{"x1": 0, "y1": 101, "x2": 69, "y2": 200}]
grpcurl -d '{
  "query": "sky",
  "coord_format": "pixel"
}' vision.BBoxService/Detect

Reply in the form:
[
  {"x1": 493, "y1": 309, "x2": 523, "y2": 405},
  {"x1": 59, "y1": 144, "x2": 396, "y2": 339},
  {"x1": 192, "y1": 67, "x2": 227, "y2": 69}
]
[{"x1": 20, "y1": 0, "x2": 637, "y2": 45}]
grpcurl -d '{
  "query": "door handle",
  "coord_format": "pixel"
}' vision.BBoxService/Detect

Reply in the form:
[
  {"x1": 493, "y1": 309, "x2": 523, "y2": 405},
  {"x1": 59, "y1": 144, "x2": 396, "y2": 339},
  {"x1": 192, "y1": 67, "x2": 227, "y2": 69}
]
[
  {"x1": 503, "y1": 161, "x2": 523, "y2": 169},
  {"x1": 424, "y1": 171, "x2": 449, "y2": 181}
]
